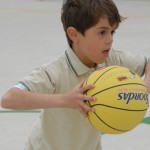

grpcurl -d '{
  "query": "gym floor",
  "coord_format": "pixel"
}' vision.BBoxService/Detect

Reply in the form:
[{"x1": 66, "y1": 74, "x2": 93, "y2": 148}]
[{"x1": 0, "y1": 0, "x2": 150, "y2": 150}]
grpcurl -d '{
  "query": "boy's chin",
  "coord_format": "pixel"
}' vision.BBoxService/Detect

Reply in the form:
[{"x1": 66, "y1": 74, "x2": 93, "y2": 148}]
[{"x1": 96, "y1": 58, "x2": 108, "y2": 64}]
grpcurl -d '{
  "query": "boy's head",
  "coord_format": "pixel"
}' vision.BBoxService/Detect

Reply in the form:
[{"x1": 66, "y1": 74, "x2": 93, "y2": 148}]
[{"x1": 61, "y1": 0, "x2": 123, "y2": 48}]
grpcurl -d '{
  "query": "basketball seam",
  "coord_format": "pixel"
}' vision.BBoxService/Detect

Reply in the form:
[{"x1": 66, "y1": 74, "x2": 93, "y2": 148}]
[
  {"x1": 90, "y1": 104, "x2": 148, "y2": 111},
  {"x1": 87, "y1": 101, "x2": 130, "y2": 132},
  {"x1": 86, "y1": 66, "x2": 119, "y2": 86},
  {"x1": 84, "y1": 66, "x2": 119, "y2": 95},
  {"x1": 93, "y1": 66, "x2": 119, "y2": 85},
  {"x1": 91, "y1": 83, "x2": 146, "y2": 96}
]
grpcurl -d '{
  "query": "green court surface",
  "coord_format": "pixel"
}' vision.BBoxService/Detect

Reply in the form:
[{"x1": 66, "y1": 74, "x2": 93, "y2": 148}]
[{"x1": 142, "y1": 116, "x2": 150, "y2": 124}]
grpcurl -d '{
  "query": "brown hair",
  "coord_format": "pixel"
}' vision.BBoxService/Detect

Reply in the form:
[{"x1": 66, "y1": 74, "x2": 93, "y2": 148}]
[{"x1": 61, "y1": 0, "x2": 124, "y2": 48}]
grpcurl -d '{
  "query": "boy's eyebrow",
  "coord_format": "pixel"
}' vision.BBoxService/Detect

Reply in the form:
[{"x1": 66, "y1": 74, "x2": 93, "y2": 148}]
[
  {"x1": 97, "y1": 26, "x2": 116, "y2": 30},
  {"x1": 98, "y1": 27, "x2": 109, "y2": 29}
]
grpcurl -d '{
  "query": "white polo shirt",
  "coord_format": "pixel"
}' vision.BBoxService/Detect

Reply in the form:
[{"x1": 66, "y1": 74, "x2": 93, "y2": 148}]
[{"x1": 19, "y1": 47, "x2": 146, "y2": 150}]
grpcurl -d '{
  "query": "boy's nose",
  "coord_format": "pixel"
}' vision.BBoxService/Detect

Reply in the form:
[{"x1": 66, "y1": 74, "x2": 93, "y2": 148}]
[{"x1": 105, "y1": 35, "x2": 113, "y2": 45}]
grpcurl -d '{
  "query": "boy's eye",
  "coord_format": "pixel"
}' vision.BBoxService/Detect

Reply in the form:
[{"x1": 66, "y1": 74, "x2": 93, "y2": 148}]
[
  {"x1": 99, "y1": 30, "x2": 106, "y2": 35},
  {"x1": 99, "y1": 30, "x2": 116, "y2": 36},
  {"x1": 111, "y1": 30, "x2": 116, "y2": 35}
]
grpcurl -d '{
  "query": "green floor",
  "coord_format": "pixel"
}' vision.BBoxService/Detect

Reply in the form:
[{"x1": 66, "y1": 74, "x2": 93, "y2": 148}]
[{"x1": 142, "y1": 116, "x2": 150, "y2": 124}]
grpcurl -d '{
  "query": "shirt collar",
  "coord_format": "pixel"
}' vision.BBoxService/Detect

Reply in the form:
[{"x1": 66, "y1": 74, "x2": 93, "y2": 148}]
[{"x1": 65, "y1": 47, "x2": 97, "y2": 76}]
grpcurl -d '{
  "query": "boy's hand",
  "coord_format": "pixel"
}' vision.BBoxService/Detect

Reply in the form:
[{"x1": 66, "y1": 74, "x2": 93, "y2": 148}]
[
  {"x1": 63, "y1": 80, "x2": 96, "y2": 117},
  {"x1": 144, "y1": 58, "x2": 150, "y2": 93}
]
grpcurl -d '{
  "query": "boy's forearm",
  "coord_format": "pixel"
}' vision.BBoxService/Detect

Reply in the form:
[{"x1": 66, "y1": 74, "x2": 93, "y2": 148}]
[
  {"x1": 144, "y1": 78, "x2": 150, "y2": 93},
  {"x1": 144, "y1": 58, "x2": 150, "y2": 93},
  {"x1": 1, "y1": 81, "x2": 95, "y2": 117},
  {"x1": 1, "y1": 88, "x2": 64, "y2": 110}
]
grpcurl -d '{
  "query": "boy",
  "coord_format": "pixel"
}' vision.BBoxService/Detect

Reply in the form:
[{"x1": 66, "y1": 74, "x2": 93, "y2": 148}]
[{"x1": 1, "y1": 0, "x2": 150, "y2": 150}]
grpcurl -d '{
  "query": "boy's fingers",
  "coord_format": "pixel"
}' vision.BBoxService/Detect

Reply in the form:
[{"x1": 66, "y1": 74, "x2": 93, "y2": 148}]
[
  {"x1": 78, "y1": 80, "x2": 86, "y2": 88},
  {"x1": 77, "y1": 97, "x2": 95, "y2": 117},
  {"x1": 80, "y1": 84, "x2": 95, "y2": 93},
  {"x1": 80, "y1": 102, "x2": 94, "y2": 112},
  {"x1": 82, "y1": 95, "x2": 96, "y2": 102},
  {"x1": 81, "y1": 79, "x2": 86, "y2": 85}
]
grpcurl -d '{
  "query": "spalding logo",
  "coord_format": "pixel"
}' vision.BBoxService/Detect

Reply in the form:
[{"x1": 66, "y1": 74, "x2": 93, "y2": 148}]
[{"x1": 117, "y1": 92, "x2": 149, "y2": 105}]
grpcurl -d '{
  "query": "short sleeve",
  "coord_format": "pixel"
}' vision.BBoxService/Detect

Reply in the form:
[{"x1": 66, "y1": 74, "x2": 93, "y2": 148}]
[
  {"x1": 105, "y1": 49, "x2": 147, "y2": 77},
  {"x1": 19, "y1": 67, "x2": 56, "y2": 94}
]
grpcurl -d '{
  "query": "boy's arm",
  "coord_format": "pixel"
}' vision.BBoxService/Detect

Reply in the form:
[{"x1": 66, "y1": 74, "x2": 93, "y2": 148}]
[
  {"x1": 144, "y1": 58, "x2": 150, "y2": 93},
  {"x1": 1, "y1": 81, "x2": 95, "y2": 117}
]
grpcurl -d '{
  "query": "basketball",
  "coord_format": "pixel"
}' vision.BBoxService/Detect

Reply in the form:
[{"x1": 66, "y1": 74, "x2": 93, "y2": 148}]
[{"x1": 84, "y1": 66, "x2": 149, "y2": 134}]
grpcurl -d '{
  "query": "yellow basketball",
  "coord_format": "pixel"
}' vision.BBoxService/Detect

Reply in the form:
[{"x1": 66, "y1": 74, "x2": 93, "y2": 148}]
[{"x1": 84, "y1": 66, "x2": 149, "y2": 134}]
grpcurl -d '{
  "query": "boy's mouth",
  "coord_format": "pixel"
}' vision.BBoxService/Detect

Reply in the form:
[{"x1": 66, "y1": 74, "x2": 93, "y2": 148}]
[{"x1": 102, "y1": 49, "x2": 110, "y2": 55}]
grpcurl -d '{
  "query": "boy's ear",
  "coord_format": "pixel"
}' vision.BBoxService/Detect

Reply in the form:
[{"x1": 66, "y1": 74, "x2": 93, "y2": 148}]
[{"x1": 67, "y1": 27, "x2": 79, "y2": 43}]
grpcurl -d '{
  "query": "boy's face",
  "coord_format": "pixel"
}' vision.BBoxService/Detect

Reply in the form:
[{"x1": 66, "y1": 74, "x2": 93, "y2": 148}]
[{"x1": 73, "y1": 17, "x2": 117, "y2": 68}]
